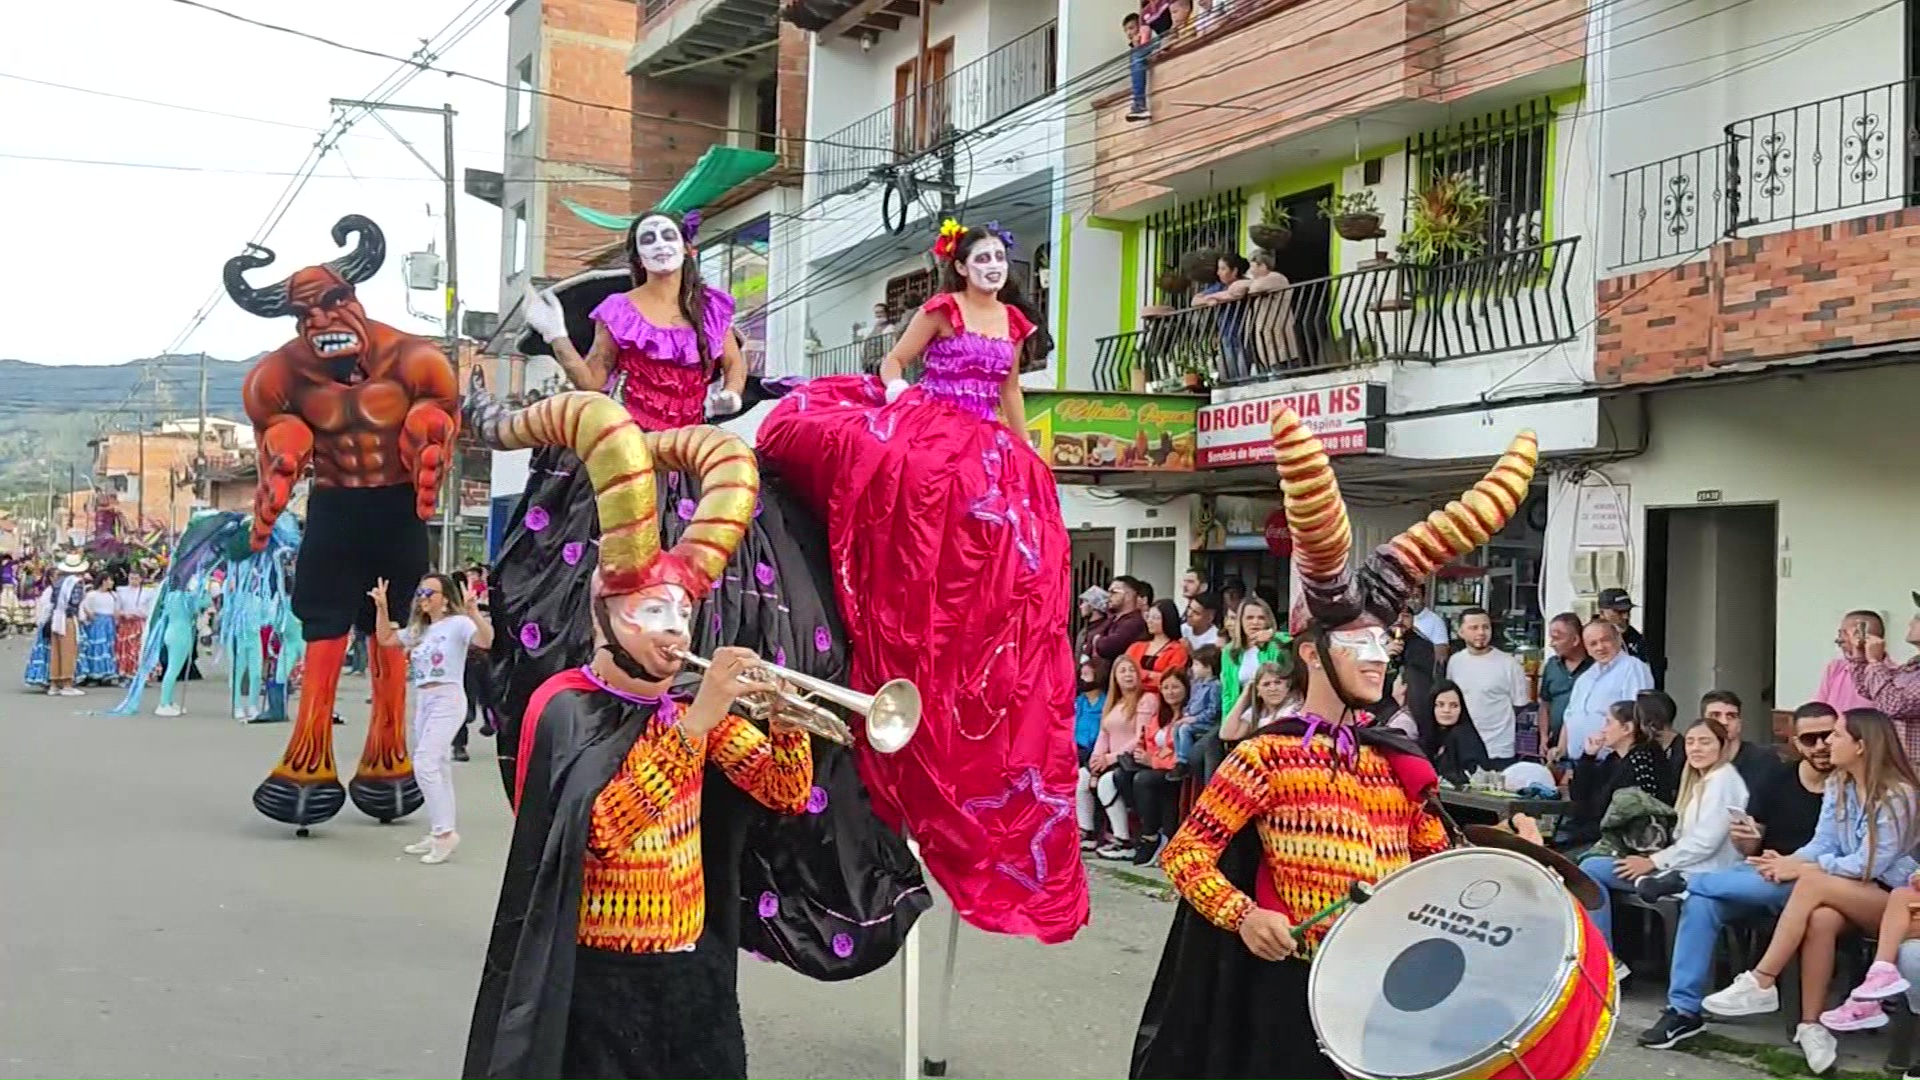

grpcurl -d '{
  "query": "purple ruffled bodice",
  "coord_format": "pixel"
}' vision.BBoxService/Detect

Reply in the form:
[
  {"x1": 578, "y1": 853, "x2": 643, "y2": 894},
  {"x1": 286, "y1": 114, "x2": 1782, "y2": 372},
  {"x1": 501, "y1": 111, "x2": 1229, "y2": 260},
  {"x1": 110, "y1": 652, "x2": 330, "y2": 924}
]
[
  {"x1": 590, "y1": 286, "x2": 735, "y2": 370},
  {"x1": 918, "y1": 332, "x2": 1015, "y2": 422},
  {"x1": 588, "y1": 286, "x2": 735, "y2": 430}
]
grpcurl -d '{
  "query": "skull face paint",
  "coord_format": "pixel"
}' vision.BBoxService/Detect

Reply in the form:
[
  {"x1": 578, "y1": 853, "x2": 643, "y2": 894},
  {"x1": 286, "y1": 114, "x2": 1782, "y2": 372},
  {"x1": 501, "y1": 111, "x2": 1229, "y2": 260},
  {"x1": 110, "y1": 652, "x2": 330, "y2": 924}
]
[
  {"x1": 633, "y1": 215, "x2": 686, "y2": 276},
  {"x1": 614, "y1": 583, "x2": 694, "y2": 637},
  {"x1": 962, "y1": 236, "x2": 1008, "y2": 293}
]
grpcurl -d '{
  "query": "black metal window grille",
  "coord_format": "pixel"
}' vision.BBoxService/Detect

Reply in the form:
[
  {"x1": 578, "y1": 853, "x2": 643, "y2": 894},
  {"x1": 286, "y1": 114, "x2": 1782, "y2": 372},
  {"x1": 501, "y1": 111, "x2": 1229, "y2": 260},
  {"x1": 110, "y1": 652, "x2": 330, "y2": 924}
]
[
  {"x1": 1408, "y1": 98, "x2": 1553, "y2": 257},
  {"x1": 1141, "y1": 189, "x2": 1245, "y2": 310}
]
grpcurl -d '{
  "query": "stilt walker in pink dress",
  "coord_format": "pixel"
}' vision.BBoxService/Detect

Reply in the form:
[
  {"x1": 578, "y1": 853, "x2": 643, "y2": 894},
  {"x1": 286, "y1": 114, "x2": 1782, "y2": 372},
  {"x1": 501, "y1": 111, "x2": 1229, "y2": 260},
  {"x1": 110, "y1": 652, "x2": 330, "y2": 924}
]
[{"x1": 757, "y1": 219, "x2": 1086, "y2": 943}]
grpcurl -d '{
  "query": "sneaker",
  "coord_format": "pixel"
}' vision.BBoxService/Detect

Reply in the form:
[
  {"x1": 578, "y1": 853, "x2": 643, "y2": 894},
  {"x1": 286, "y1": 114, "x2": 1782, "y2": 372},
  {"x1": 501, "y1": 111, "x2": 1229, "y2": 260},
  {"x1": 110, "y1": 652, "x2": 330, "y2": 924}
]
[
  {"x1": 1080, "y1": 830, "x2": 1100, "y2": 852},
  {"x1": 1125, "y1": 108, "x2": 1151, "y2": 122},
  {"x1": 1851, "y1": 959, "x2": 1912, "y2": 1001},
  {"x1": 1820, "y1": 997, "x2": 1888, "y2": 1032},
  {"x1": 403, "y1": 836, "x2": 435, "y2": 856},
  {"x1": 1132, "y1": 836, "x2": 1168, "y2": 866},
  {"x1": 45, "y1": 687, "x2": 58, "y2": 697},
  {"x1": 1615, "y1": 960, "x2": 1632, "y2": 984},
  {"x1": 453, "y1": 745, "x2": 471, "y2": 762},
  {"x1": 1637, "y1": 1008, "x2": 1704, "y2": 1049},
  {"x1": 1635, "y1": 869, "x2": 1686, "y2": 901},
  {"x1": 479, "y1": 723, "x2": 496, "y2": 737},
  {"x1": 1704, "y1": 970, "x2": 1779, "y2": 1018},
  {"x1": 61, "y1": 686, "x2": 84, "y2": 696},
  {"x1": 421, "y1": 832, "x2": 459, "y2": 865},
  {"x1": 155, "y1": 702, "x2": 184, "y2": 718},
  {"x1": 1095, "y1": 840, "x2": 1132, "y2": 859},
  {"x1": 1795, "y1": 1022, "x2": 1838, "y2": 1075}
]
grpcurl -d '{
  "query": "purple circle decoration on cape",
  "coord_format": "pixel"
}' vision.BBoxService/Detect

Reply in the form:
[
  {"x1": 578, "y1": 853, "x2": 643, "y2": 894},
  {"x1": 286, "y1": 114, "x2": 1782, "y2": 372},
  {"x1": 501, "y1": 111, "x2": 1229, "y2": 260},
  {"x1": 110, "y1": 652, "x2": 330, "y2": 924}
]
[
  {"x1": 757, "y1": 891, "x2": 779, "y2": 919},
  {"x1": 519, "y1": 623, "x2": 543, "y2": 649},
  {"x1": 525, "y1": 506, "x2": 551, "y2": 532},
  {"x1": 806, "y1": 786, "x2": 828, "y2": 814},
  {"x1": 561, "y1": 541, "x2": 585, "y2": 566},
  {"x1": 831, "y1": 933, "x2": 854, "y2": 958},
  {"x1": 676, "y1": 498, "x2": 696, "y2": 521},
  {"x1": 773, "y1": 646, "x2": 786, "y2": 667},
  {"x1": 813, "y1": 625, "x2": 832, "y2": 653},
  {"x1": 754, "y1": 561, "x2": 775, "y2": 587},
  {"x1": 711, "y1": 609, "x2": 723, "y2": 636}
]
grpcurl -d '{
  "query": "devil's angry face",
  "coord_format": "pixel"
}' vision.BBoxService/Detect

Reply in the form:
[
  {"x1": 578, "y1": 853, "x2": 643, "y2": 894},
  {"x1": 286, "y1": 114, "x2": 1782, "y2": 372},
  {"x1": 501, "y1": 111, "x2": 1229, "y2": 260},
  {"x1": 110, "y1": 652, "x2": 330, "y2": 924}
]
[{"x1": 287, "y1": 267, "x2": 372, "y2": 380}]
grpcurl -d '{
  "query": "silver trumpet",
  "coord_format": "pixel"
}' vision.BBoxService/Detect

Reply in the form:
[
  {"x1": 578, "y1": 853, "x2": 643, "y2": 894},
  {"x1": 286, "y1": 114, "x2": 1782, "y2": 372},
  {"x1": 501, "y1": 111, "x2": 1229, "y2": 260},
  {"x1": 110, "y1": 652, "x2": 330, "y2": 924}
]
[{"x1": 670, "y1": 648, "x2": 922, "y2": 754}]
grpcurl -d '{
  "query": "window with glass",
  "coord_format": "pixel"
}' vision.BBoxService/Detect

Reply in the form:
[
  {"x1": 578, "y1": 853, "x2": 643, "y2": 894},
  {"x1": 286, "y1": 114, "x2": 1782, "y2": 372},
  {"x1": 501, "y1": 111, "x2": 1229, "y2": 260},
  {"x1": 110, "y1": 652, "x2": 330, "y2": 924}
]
[
  {"x1": 512, "y1": 204, "x2": 529, "y2": 276},
  {"x1": 697, "y1": 215, "x2": 772, "y2": 374},
  {"x1": 513, "y1": 59, "x2": 534, "y2": 135}
]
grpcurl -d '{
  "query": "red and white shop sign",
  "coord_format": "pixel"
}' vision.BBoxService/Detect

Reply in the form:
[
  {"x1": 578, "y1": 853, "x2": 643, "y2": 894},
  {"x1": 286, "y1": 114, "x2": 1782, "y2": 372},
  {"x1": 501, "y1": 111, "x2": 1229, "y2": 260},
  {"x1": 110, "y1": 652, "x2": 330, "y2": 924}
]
[{"x1": 1195, "y1": 383, "x2": 1384, "y2": 468}]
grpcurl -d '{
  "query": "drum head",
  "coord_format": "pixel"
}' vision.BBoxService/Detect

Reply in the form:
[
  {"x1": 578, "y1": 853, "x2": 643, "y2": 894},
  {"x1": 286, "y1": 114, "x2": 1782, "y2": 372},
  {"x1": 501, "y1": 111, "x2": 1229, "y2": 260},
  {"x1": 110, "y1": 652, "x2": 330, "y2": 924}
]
[{"x1": 1309, "y1": 848, "x2": 1580, "y2": 1079}]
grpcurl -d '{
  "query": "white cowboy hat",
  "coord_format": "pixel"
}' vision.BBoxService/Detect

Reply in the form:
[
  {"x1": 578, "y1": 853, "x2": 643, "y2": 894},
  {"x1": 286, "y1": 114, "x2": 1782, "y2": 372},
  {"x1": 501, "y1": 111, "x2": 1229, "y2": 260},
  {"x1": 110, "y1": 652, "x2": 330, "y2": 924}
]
[{"x1": 54, "y1": 553, "x2": 89, "y2": 575}]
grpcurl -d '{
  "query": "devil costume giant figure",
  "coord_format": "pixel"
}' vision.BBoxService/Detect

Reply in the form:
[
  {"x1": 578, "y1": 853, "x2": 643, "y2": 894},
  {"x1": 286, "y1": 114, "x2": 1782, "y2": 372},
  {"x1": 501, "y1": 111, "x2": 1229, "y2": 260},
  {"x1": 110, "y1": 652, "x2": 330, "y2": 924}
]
[
  {"x1": 1131, "y1": 408, "x2": 1540, "y2": 1080},
  {"x1": 223, "y1": 215, "x2": 459, "y2": 828}
]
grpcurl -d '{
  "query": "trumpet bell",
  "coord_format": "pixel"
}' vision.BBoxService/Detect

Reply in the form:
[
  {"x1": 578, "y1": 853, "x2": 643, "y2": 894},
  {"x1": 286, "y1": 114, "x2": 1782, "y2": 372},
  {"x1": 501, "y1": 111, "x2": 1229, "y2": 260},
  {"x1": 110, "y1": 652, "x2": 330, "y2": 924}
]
[{"x1": 864, "y1": 679, "x2": 921, "y2": 755}]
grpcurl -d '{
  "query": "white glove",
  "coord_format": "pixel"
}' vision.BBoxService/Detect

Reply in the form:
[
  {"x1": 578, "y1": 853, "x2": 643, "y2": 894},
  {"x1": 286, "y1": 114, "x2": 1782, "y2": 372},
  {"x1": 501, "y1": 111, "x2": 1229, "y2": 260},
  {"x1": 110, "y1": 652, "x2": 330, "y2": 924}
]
[
  {"x1": 884, "y1": 378, "x2": 910, "y2": 404},
  {"x1": 523, "y1": 285, "x2": 567, "y2": 344},
  {"x1": 706, "y1": 388, "x2": 743, "y2": 418}
]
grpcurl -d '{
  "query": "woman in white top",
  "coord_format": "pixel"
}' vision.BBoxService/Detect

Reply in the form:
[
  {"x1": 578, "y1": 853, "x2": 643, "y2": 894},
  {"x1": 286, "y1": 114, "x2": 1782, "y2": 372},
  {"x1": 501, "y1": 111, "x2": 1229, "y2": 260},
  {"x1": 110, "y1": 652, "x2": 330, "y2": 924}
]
[
  {"x1": 369, "y1": 573, "x2": 494, "y2": 864},
  {"x1": 112, "y1": 568, "x2": 156, "y2": 681},
  {"x1": 1581, "y1": 717, "x2": 1749, "y2": 950},
  {"x1": 76, "y1": 575, "x2": 120, "y2": 686}
]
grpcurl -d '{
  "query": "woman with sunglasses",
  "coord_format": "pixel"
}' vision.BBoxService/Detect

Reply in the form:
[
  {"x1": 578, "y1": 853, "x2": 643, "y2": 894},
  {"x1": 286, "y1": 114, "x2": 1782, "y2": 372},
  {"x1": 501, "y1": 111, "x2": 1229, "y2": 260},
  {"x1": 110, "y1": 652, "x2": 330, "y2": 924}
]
[{"x1": 370, "y1": 572, "x2": 493, "y2": 864}]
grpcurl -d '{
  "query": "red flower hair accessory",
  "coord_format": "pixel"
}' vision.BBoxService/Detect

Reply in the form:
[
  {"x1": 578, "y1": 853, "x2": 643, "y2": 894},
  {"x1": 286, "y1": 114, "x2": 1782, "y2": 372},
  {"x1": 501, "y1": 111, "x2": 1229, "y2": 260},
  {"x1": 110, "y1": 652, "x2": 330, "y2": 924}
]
[{"x1": 932, "y1": 218, "x2": 964, "y2": 261}]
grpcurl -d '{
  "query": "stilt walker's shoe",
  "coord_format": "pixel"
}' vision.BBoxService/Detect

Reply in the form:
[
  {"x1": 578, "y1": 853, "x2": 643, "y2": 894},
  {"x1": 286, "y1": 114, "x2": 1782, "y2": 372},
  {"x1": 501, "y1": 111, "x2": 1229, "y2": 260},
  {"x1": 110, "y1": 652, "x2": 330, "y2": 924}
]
[
  {"x1": 253, "y1": 636, "x2": 349, "y2": 830},
  {"x1": 348, "y1": 641, "x2": 421, "y2": 823}
]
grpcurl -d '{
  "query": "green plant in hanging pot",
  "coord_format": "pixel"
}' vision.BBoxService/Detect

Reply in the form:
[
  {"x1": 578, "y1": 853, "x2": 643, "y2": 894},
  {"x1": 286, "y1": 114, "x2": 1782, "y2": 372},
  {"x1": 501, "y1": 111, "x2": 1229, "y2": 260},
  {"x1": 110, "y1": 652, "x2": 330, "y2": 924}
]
[
  {"x1": 1156, "y1": 266, "x2": 1189, "y2": 297},
  {"x1": 1179, "y1": 247, "x2": 1224, "y2": 288},
  {"x1": 1319, "y1": 189, "x2": 1384, "y2": 242},
  {"x1": 1248, "y1": 202, "x2": 1293, "y2": 252},
  {"x1": 1401, "y1": 172, "x2": 1492, "y2": 264}
]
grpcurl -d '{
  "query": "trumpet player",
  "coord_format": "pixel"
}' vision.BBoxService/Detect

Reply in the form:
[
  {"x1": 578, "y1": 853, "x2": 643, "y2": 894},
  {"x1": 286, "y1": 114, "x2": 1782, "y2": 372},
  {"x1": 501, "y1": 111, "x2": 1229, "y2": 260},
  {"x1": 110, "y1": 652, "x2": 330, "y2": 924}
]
[{"x1": 465, "y1": 395, "x2": 811, "y2": 1080}]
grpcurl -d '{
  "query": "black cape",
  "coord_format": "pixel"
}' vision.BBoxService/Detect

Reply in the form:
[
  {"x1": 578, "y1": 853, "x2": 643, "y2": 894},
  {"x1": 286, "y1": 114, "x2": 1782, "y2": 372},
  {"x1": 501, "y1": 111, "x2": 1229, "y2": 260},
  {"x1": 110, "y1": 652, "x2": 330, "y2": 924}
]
[
  {"x1": 1130, "y1": 719, "x2": 1448, "y2": 1080},
  {"x1": 477, "y1": 378, "x2": 929, "y2": 989}
]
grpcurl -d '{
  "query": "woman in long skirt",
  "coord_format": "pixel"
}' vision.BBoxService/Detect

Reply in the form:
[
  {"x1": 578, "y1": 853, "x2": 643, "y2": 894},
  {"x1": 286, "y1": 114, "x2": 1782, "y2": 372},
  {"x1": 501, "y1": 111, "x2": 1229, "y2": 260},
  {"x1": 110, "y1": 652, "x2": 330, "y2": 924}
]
[
  {"x1": 113, "y1": 568, "x2": 154, "y2": 680},
  {"x1": 76, "y1": 575, "x2": 119, "y2": 686},
  {"x1": 23, "y1": 589, "x2": 50, "y2": 688}
]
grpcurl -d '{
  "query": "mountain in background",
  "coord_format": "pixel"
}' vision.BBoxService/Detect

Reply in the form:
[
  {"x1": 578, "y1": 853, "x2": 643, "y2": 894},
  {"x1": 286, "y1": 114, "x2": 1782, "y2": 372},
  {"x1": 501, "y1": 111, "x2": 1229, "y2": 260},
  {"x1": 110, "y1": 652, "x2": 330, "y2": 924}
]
[{"x1": 0, "y1": 355, "x2": 252, "y2": 498}]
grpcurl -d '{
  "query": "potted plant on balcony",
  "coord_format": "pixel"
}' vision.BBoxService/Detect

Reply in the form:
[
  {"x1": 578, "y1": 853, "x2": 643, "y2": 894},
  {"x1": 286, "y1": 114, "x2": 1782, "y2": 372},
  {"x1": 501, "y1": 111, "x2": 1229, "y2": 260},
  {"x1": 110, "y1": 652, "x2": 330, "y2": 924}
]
[
  {"x1": 1156, "y1": 266, "x2": 1190, "y2": 297},
  {"x1": 1175, "y1": 347, "x2": 1210, "y2": 392},
  {"x1": 1180, "y1": 247, "x2": 1223, "y2": 288},
  {"x1": 1401, "y1": 172, "x2": 1492, "y2": 264},
  {"x1": 1319, "y1": 189, "x2": 1385, "y2": 242},
  {"x1": 1247, "y1": 203, "x2": 1293, "y2": 252}
]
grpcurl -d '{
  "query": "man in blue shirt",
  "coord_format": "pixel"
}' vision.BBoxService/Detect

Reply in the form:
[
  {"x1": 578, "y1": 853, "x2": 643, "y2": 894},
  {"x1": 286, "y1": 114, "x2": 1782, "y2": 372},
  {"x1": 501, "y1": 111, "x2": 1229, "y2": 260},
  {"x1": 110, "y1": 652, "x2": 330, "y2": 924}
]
[{"x1": 1558, "y1": 618, "x2": 1654, "y2": 761}]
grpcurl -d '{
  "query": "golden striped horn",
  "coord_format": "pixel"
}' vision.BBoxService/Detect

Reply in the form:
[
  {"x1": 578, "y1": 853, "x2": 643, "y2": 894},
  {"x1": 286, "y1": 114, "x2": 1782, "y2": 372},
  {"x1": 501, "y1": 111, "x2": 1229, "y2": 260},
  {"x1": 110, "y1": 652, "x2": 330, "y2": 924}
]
[
  {"x1": 640, "y1": 425, "x2": 760, "y2": 596},
  {"x1": 477, "y1": 392, "x2": 661, "y2": 594},
  {"x1": 1271, "y1": 406, "x2": 1352, "y2": 584},
  {"x1": 1383, "y1": 431, "x2": 1539, "y2": 578}
]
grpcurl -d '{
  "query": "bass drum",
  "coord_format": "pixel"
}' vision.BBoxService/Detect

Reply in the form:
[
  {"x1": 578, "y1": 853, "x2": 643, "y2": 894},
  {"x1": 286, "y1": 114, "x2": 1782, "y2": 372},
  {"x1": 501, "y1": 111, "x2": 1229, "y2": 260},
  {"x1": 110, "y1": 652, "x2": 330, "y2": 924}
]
[{"x1": 1307, "y1": 847, "x2": 1616, "y2": 1080}]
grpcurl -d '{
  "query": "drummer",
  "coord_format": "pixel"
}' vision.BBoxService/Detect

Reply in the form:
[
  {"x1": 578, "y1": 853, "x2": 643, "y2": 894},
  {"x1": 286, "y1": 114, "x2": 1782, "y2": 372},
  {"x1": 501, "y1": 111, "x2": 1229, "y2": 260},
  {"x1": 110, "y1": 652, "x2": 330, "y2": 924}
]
[{"x1": 1130, "y1": 408, "x2": 1539, "y2": 1080}]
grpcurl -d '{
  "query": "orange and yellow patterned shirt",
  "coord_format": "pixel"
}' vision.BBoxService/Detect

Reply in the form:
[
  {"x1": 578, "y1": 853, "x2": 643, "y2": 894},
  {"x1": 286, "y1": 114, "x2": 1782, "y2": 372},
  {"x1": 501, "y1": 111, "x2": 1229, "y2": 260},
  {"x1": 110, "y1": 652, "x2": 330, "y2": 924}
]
[
  {"x1": 1161, "y1": 731, "x2": 1448, "y2": 957},
  {"x1": 578, "y1": 712, "x2": 812, "y2": 954}
]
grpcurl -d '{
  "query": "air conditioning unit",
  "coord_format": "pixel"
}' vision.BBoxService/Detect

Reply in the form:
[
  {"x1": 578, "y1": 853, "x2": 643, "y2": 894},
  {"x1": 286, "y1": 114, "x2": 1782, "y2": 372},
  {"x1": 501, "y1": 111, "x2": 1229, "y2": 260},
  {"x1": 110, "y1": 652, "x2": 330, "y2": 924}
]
[{"x1": 404, "y1": 251, "x2": 446, "y2": 291}]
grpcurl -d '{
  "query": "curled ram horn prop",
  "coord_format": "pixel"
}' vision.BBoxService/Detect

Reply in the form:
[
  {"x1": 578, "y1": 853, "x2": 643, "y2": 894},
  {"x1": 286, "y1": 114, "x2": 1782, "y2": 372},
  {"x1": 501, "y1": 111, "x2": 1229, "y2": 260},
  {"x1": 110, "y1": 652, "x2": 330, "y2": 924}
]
[
  {"x1": 463, "y1": 388, "x2": 757, "y2": 599},
  {"x1": 1269, "y1": 405, "x2": 1539, "y2": 632}
]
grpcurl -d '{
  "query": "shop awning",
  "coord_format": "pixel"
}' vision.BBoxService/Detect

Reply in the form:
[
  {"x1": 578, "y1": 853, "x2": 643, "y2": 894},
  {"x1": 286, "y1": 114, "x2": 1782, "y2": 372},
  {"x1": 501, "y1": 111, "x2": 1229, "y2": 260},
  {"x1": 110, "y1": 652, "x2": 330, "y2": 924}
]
[
  {"x1": 659, "y1": 145, "x2": 779, "y2": 214},
  {"x1": 560, "y1": 146, "x2": 780, "y2": 233}
]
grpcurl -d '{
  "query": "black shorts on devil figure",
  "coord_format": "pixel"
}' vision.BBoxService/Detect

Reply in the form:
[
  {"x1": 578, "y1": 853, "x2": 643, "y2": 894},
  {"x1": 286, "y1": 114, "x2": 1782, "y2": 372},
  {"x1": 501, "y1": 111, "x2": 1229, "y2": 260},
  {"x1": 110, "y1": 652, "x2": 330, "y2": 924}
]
[
  {"x1": 559, "y1": 941, "x2": 746, "y2": 1080},
  {"x1": 293, "y1": 483, "x2": 429, "y2": 641}
]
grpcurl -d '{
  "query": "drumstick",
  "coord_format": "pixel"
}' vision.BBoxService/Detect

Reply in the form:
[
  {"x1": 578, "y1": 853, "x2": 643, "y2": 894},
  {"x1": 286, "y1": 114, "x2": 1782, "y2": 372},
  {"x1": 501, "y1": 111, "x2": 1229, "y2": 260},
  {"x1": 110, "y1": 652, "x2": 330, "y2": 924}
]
[{"x1": 1292, "y1": 881, "x2": 1375, "y2": 940}]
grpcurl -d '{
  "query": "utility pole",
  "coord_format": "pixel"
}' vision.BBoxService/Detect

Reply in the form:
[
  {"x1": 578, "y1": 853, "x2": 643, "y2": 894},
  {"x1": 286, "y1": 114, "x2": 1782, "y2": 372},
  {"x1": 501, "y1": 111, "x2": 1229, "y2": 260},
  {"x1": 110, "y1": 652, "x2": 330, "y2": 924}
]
[
  {"x1": 137, "y1": 415, "x2": 147, "y2": 535},
  {"x1": 328, "y1": 97, "x2": 460, "y2": 572},
  {"x1": 196, "y1": 350, "x2": 209, "y2": 506}
]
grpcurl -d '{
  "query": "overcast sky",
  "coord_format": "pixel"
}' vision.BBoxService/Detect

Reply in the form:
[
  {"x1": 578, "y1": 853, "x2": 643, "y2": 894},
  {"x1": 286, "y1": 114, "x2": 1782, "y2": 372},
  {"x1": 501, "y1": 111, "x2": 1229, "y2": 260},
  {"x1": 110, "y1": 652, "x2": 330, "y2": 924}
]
[{"x1": 0, "y1": 0, "x2": 510, "y2": 367}]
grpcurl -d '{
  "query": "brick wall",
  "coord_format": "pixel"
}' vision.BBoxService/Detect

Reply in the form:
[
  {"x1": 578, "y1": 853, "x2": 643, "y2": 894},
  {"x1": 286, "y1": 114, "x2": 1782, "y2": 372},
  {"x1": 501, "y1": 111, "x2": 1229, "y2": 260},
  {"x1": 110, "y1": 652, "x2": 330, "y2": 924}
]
[
  {"x1": 627, "y1": 74, "x2": 732, "y2": 213},
  {"x1": 537, "y1": 0, "x2": 639, "y2": 279},
  {"x1": 1594, "y1": 208, "x2": 1920, "y2": 385},
  {"x1": 776, "y1": 22, "x2": 809, "y2": 167}
]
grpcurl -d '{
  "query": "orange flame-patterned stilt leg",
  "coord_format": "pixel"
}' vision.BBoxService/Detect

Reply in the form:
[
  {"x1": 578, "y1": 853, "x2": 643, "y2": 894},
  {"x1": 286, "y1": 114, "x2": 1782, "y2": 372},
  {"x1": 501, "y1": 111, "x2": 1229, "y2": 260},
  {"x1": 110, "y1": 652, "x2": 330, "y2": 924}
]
[
  {"x1": 252, "y1": 635, "x2": 348, "y2": 831},
  {"x1": 348, "y1": 641, "x2": 421, "y2": 822}
]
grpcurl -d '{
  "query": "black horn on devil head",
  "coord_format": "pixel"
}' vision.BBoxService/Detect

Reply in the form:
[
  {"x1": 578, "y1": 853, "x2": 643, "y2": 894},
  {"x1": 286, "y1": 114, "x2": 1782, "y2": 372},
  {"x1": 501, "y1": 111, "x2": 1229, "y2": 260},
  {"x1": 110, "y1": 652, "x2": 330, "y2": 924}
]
[{"x1": 223, "y1": 214, "x2": 388, "y2": 319}]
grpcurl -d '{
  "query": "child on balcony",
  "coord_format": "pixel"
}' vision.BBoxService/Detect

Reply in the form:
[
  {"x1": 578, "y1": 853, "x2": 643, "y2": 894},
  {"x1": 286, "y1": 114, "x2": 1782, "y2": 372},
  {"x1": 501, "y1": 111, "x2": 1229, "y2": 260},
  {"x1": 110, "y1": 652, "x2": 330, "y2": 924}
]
[{"x1": 1125, "y1": 10, "x2": 1157, "y2": 122}]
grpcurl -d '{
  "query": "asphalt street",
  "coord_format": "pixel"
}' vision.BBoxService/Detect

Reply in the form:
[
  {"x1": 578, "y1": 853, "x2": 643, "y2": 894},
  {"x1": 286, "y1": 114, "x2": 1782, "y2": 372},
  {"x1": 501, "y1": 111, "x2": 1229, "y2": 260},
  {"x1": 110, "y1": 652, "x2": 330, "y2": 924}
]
[{"x1": 0, "y1": 639, "x2": 1766, "y2": 1079}]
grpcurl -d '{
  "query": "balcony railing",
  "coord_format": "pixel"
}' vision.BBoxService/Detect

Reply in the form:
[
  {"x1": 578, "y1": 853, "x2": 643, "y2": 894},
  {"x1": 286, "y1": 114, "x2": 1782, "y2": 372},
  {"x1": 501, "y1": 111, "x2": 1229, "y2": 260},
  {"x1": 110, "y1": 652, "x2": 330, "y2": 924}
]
[
  {"x1": 804, "y1": 329, "x2": 902, "y2": 378},
  {"x1": 1608, "y1": 144, "x2": 1729, "y2": 268},
  {"x1": 1612, "y1": 77, "x2": 1920, "y2": 266},
  {"x1": 1092, "y1": 238, "x2": 1582, "y2": 392},
  {"x1": 815, "y1": 22, "x2": 1058, "y2": 193},
  {"x1": 1727, "y1": 76, "x2": 1914, "y2": 231}
]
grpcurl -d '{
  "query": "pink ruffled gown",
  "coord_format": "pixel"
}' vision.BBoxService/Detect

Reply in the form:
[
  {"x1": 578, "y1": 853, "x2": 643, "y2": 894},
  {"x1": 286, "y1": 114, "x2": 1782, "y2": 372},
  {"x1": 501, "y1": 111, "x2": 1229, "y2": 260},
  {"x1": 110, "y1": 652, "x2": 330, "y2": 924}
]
[{"x1": 757, "y1": 292, "x2": 1086, "y2": 944}]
